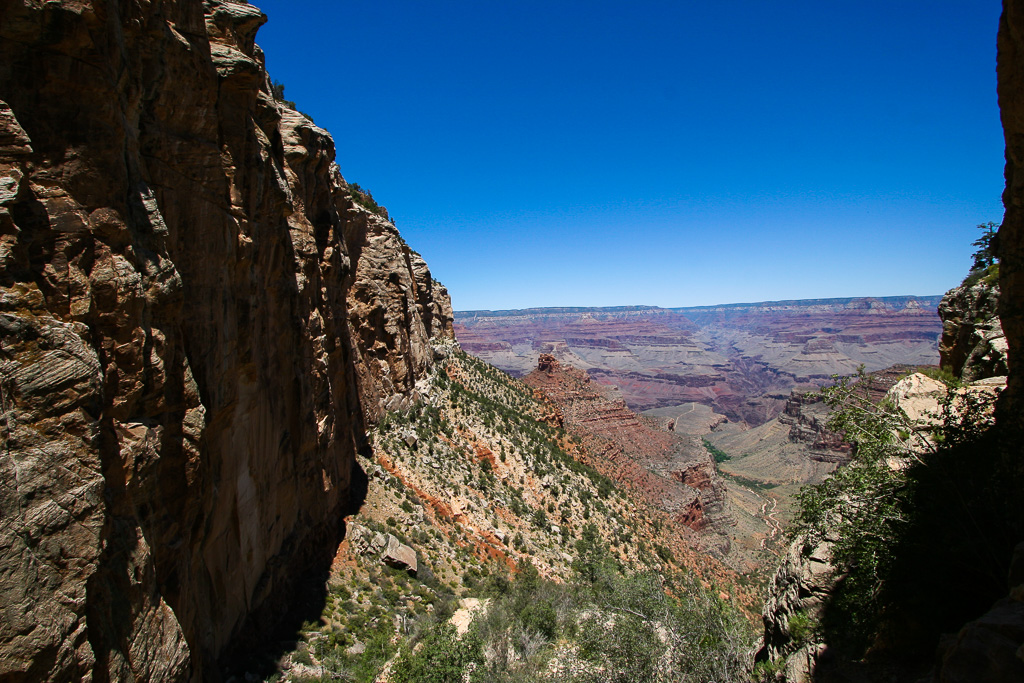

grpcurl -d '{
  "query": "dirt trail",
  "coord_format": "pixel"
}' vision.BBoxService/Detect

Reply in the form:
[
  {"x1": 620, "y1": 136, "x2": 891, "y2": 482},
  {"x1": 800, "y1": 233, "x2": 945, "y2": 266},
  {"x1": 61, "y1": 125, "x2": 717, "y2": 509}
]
[{"x1": 758, "y1": 494, "x2": 782, "y2": 549}]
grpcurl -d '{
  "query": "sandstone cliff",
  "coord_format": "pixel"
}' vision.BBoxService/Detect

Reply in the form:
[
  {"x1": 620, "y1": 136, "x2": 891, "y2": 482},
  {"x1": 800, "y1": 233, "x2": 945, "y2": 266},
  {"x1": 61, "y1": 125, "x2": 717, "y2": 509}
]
[{"x1": 0, "y1": 1, "x2": 451, "y2": 680}]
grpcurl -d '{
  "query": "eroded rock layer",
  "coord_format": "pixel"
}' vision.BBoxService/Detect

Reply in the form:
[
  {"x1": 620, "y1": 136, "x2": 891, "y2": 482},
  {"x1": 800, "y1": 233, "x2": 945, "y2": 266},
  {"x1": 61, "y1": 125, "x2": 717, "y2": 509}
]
[
  {"x1": 523, "y1": 355, "x2": 731, "y2": 555},
  {"x1": 0, "y1": 1, "x2": 452, "y2": 680},
  {"x1": 456, "y1": 296, "x2": 942, "y2": 426},
  {"x1": 939, "y1": 277, "x2": 1009, "y2": 381}
]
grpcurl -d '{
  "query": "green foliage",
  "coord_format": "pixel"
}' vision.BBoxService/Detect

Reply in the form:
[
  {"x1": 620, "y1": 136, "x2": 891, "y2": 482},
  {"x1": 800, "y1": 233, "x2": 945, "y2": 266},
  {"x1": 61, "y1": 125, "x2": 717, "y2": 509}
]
[
  {"x1": 961, "y1": 222, "x2": 1001, "y2": 287},
  {"x1": 573, "y1": 523, "x2": 619, "y2": 585},
  {"x1": 270, "y1": 78, "x2": 297, "y2": 110},
  {"x1": 394, "y1": 530, "x2": 751, "y2": 683},
  {"x1": 291, "y1": 646, "x2": 313, "y2": 666},
  {"x1": 961, "y1": 261, "x2": 1000, "y2": 289},
  {"x1": 752, "y1": 657, "x2": 787, "y2": 681},
  {"x1": 786, "y1": 610, "x2": 814, "y2": 646},
  {"x1": 983, "y1": 261, "x2": 1000, "y2": 285},
  {"x1": 392, "y1": 623, "x2": 483, "y2": 683},
  {"x1": 575, "y1": 570, "x2": 751, "y2": 683},
  {"x1": 794, "y1": 370, "x2": 929, "y2": 649},
  {"x1": 917, "y1": 365, "x2": 962, "y2": 388},
  {"x1": 719, "y1": 471, "x2": 778, "y2": 491},
  {"x1": 654, "y1": 543, "x2": 674, "y2": 565},
  {"x1": 348, "y1": 182, "x2": 387, "y2": 217},
  {"x1": 971, "y1": 221, "x2": 998, "y2": 271},
  {"x1": 794, "y1": 367, "x2": 1014, "y2": 661},
  {"x1": 703, "y1": 439, "x2": 731, "y2": 463},
  {"x1": 520, "y1": 598, "x2": 558, "y2": 640},
  {"x1": 531, "y1": 507, "x2": 549, "y2": 530}
]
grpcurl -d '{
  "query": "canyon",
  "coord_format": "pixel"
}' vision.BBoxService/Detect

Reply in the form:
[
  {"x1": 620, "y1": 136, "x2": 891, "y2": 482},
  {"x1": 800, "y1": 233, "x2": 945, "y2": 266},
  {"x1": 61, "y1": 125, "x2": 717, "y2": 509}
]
[
  {"x1": 2, "y1": 0, "x2": 1024, "y2": 681},
  {"x1": 456, "y1": 296, "x2": 943, "y2": 427},
  {"x1": 523, "y1": 354, "x2": 731, "y2": 557}
]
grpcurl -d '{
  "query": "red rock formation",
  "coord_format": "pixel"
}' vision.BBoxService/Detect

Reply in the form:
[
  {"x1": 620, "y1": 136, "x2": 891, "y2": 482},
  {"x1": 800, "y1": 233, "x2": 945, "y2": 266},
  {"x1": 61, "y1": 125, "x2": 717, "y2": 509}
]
[
  {"x1": 523, "y1": 355, "x2": 729, "y2": 542},
  {"x1": 0, "y1": 1, "x2": 451, "y2": 680},
  {"x1": 673, "y1": 463, "x2": 713, "y2": 491}
]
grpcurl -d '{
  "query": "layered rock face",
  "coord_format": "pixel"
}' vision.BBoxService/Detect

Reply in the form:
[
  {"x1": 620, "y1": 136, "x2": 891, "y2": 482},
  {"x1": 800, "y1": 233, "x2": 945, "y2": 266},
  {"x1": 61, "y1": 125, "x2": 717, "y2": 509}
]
[
  {"x1": 523, "y1": 355, "x2": 731, "y2": 554},
  {"x1": 456, "y1": 296, "x2": 943, "y2": 426},
  {"x1": 938, "y1": 277, "x2": 1009, "y2": 380},
  {"x1": 778, "y1": 391, "x2": 848, "y2": 458},
  {"x1": 0, "y1": 1, "x2": 451, "y2": 680}
]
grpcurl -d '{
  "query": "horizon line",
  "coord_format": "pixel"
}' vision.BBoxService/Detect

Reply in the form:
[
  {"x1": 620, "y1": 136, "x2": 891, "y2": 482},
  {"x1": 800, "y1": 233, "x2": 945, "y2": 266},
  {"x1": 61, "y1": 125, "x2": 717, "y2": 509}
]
[{"x1": 454, "y1": 293, "x2": 945, "y2": 316}]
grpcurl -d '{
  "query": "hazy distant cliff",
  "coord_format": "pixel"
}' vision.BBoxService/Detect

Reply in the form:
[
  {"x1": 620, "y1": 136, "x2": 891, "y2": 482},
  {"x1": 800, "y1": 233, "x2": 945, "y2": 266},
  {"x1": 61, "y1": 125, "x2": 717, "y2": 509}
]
[
  {"x1": 456, "y1": 297, "x2": 942, "y2": 426},
  {"x1": 0, "y1": 1, "x2": 451, "y2": 680}
]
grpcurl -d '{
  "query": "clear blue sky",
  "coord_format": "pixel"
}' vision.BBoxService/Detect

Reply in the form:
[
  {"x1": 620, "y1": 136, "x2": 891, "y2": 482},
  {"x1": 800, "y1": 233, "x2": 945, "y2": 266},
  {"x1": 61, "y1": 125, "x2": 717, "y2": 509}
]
[{"x1": 253, "y1": 1, "x2": 1004, "y2": 311}]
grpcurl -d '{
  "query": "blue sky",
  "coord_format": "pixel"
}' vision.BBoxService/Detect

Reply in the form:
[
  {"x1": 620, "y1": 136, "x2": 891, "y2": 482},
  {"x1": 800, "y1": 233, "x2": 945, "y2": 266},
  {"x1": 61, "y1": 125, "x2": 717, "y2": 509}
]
[{"x1": 253, "y1": 1, "x2": 1005, "y2": 311}]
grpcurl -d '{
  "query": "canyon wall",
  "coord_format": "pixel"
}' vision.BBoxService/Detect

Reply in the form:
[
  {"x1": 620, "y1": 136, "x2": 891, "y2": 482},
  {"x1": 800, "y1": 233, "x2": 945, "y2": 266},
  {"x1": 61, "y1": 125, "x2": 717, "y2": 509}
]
[
  {"x1": 523, "y1": 355, "x2": 732, "y2": 557},
  {"x1": 0, "y1": 1, "x2": 451, "y2": 680},
  {"x1": 999, "y1": 0, "x2": 1024, "y2": 434}
]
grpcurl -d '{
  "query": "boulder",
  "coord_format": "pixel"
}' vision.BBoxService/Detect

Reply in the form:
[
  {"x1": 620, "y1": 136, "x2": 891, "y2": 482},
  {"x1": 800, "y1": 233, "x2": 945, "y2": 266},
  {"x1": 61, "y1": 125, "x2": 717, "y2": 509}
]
[{"x1": 383, "y1": 536, "x2": 418, "y2": 574}]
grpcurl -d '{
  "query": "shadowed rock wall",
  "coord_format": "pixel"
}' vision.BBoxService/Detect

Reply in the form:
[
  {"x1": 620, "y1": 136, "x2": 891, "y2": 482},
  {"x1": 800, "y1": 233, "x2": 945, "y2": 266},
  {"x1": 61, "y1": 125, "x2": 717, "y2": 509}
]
[
  {"x1": 0, "y1": 1, "x2": 451, "y2": 680},
  {"x1": 999, "y1": 0, "x2": 1024, "y2": 431}
]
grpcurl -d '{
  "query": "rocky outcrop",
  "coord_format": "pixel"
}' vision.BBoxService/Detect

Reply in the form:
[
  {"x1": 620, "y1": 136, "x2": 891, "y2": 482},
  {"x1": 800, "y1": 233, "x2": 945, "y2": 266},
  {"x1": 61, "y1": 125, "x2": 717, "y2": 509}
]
[
  {"x1": 756, "y1": 372, "x2": 1010, "y2": 681},
  {"x1": 756, "y1": 536, "x2": 836, "y2": 683},
  {"x1": 348, "y1": 523, "x2": 418, "y2": 574},
  {"x1": 0, "y1": 1, "x2": 451, "y2": 680},
  {"x1": 939, "y1": 278, "x2": 1008, "y2": 381},
  {"x1": 778, "y1": 391, "x2": 850, "y2": 460},
  {"x1": 346, "y1": 213, "x2": 454, "y2": 422}
]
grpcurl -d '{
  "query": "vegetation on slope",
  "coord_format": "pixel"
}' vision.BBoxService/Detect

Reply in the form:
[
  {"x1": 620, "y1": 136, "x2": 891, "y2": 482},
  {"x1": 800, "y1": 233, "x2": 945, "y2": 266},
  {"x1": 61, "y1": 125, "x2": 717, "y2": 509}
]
[
  {"x1": 244, "y1": 342, "x2": 754, "y2": 682},
  {"x1": 772, "y1": 368, "x2": 1017, "y2": 677}
]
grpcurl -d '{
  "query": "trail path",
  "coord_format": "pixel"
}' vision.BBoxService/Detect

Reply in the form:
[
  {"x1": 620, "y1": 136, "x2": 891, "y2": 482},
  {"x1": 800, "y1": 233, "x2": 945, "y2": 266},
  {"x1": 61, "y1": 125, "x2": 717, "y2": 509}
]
[{"x1": 758, "y1": 494, "x2": 782, "y2": 549}]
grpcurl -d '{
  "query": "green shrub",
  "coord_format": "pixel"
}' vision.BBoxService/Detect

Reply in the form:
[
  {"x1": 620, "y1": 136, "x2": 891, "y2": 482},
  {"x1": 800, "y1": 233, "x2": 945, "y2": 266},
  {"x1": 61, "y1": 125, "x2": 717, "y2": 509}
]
[
  {"x1": 391, "y1": 623, "x2": 483, "y2": 683},
  {"x1": 703, "y1": 439, "x2": 731, "y2": 463},
  {"x1": 787, "y1": 610, "x2": 814, "y2": 646},
  {"x1": 795, "y1": 368, "x2": 1012, "y2": 660}
]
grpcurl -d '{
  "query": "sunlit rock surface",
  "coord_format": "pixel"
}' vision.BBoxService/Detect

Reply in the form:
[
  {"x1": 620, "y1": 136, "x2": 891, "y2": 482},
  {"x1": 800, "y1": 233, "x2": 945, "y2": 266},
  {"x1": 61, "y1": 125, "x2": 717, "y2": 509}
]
[{"x1": 0, "y1": 0, "x2": 451, "y2": 678}]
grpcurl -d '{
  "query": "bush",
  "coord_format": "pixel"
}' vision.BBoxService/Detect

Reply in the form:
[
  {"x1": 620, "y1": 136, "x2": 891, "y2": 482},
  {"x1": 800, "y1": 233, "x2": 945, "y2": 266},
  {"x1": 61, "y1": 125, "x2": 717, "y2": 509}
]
[
  {"x1": 390, "y1": 623, "x2": 483, "y2": 683},
  {"x1": 795, "y1": 368, "x2": 1014, "y2": 660}
]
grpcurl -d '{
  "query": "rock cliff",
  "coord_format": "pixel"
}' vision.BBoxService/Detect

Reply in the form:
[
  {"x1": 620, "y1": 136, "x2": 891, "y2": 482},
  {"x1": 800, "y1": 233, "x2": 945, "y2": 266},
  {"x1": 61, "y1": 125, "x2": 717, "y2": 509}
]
[
  {"x1": 999, "y1": 0, "x2": 1024, "y2": 433},
  {"x1": 0, "y1": 1, "x2": 451, "y2": 680},
  {"x1": 938, "y1": 276, "x2": 1009, "y2": 381}
]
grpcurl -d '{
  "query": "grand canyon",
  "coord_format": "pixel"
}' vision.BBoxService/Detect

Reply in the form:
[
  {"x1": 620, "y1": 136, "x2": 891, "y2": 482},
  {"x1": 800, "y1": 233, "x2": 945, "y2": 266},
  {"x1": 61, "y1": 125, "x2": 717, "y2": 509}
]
[
  {"x1": 1, "y1": 1, "x2": 1023, "y2": 682},
  {"x1": 456, "y1": 296, "x2": 943, "y2": 425}
]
